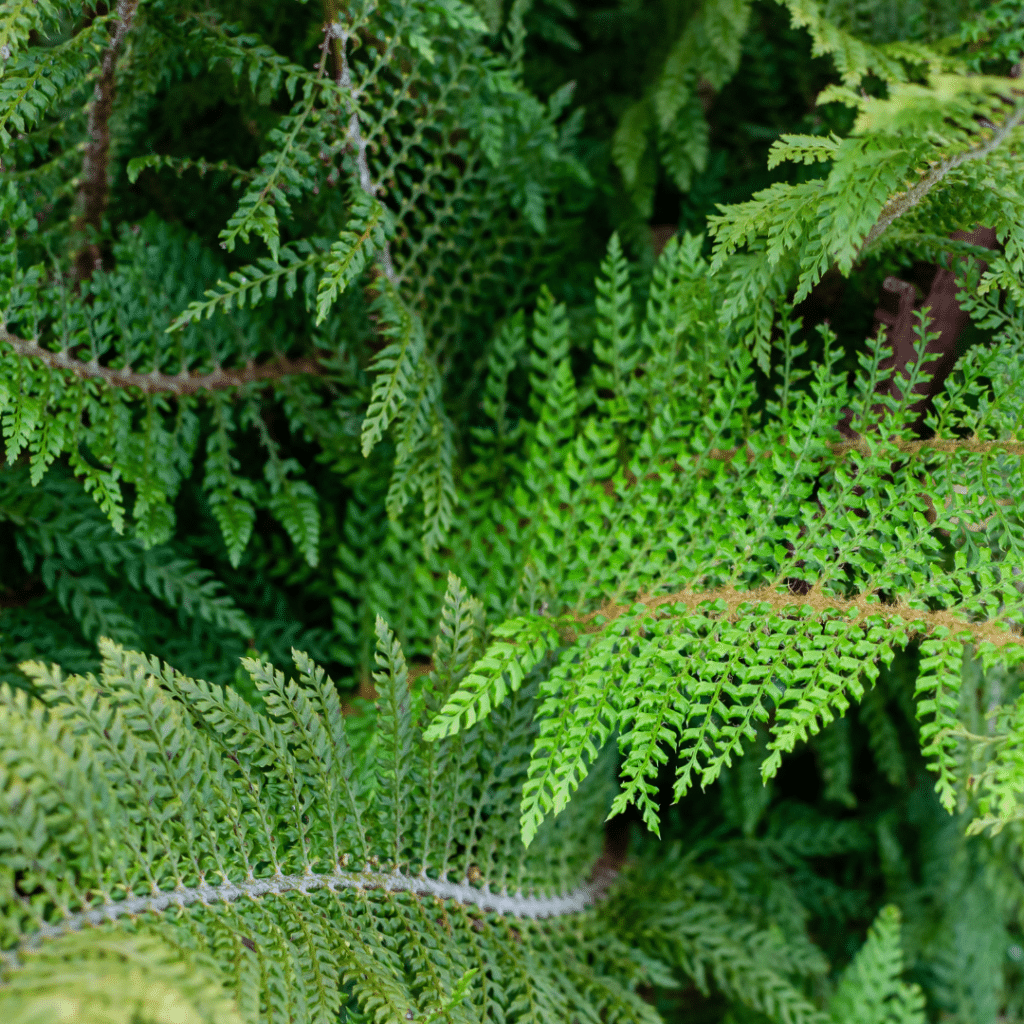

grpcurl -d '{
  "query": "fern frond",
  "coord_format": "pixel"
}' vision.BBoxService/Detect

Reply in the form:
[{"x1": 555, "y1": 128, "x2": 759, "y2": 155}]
[
  {"x1": 776, "y1": 0, "x2": 907, "y2": 84},
  {"x1": 427, "y1": 261, "x2": 1024, "y2": 841},
  {"x1": 0, "y1": 15, "x2": 115, "y2": 144},
  {"x1": 425, "y1": 616, "x2": 565, "y2": 741},
  {"x1": 592, "y1": 233, "x2": 639, "y2": 411},
  {"x1": 766, "y1": 132, "x2": 841, "y2": 169},
  {"x1": 125, "y1": 153, "x2": 255, "y2": 185},
  {"x1": 315, "y1": 191, "x2": 393, "y2": 325},
  {"x1": 828, "y1": 906, "x2": 925, "y2": 1024},
  {"x1": 0, "y1": 623, "x2": 635, "y2": 1024},
  {"x1": 360, "y1": 285, "x2": 427, "y2": 457},
  {"x1": 169, "y1": 243, "x2": 327, "y2": 330},
  {"x1": 0, "y1": 0, "x2": 64, "y2": 64}
]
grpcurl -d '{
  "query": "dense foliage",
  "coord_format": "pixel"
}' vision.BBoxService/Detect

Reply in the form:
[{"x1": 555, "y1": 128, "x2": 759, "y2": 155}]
[{"x1": 1, "y1": 0, "x2": 1024, "y2": 1021}]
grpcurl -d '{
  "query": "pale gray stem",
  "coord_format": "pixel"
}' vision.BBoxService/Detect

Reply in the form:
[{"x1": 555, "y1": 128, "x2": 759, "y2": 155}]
[
  {"x1": 857, "y1": 102, "x2": 1024, "y2": 259},
  {"x1": 331, "y1": 20, "x2": 397, "y2": 284},
  {"x1": 5, "y1": 863, "x2": 618, "y2": 963}
]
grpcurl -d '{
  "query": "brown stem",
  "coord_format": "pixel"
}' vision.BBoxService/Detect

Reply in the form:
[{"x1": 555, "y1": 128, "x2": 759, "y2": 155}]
[
  {"x1": 1, "y1": 328, "x2": 324, "y2": 395},
  {"x1": 579, "y1": 583, "x2": 1023, "y2": 649},
  {"x1": 73, "y1": 0, "x2": 140, "y2": 281},
  {"x1": 697, "y1": 434, "x2": 1024, "y2": 465}
]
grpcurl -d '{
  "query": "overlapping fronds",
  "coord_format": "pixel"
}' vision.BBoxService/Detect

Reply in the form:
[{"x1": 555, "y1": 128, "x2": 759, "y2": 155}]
[
  {"x1": 0, "y1": 0, "x2": 581, "y2": 558},
  {"x1": 0, "y1": 576, "x2": 647, "y2": 1024},
  {"x1": 0, "y1": 571, "x2": 941, "y2": 1024},
  {"x1": 611, "y1": 0, "x2": 752, "y2": 218},
  {"x1": 708, "y1": 66, "x2": 1024, "y2": 367},
  {"x1": 4, "y1": 3, "x2": 1024, "y2": 1023},
  {"x1": 407, "y1": 229, "x2": 1024, "y2": 842}
]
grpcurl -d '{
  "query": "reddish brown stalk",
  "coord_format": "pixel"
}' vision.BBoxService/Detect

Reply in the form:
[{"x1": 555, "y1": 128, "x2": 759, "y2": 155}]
[
  {"x1": 698, "y1": 434, "x2": 1024, "y2": 466},
  {"x1": 73, "y1": 0, "x2": 140, "y2": 281},
  {"x1": 1, "y1": 328, "x2": 324, "y2": 395},
  {"x1": 869, "y1": 226, "x2": 999, "y2": 429}
]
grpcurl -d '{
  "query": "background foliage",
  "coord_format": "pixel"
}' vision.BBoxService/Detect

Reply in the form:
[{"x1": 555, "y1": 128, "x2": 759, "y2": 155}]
[{"x1": 2, "y1": 0, "x2": 1024, "y2": 1022}]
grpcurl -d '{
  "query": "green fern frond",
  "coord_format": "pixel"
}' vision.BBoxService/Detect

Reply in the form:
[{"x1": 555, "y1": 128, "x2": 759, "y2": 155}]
[
  {"x1": 360, "y1": 285, "x2": 427, "y2": 458},
  {"x1": 0, "y1": 626, "x2": 635, "y2": 1024},
  {"x1": 0, "y1": 14, "x2": 115, "y2": 144},
  {"x1": 169, "y1": 243, "x2": 328, "y2": 330},
  {"x1": 828, "y1": 906, "x2": 925, "y2": 1024},
  {"x1": 426, "y1": 256, "x2": 1024, "y2": 842},
  {"x1": 315, "y1": 191, "x2": 394, "y2": 326}
]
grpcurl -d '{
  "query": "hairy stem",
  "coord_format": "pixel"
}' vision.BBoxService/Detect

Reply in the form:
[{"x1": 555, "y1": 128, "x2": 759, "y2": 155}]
[
  {"x1": 322, "y1": 0, "x2": 397, "y2": 283},
  {"x1": 581, "y1": 583, "x2": 1023, "y2": 649},
  {"x1": 74, "y1": 0, "x2": 140, "y2": 280},
  {"x1": 857, "y1": 102, "x2": 1024, "y2": 259},
  {"x1": 8, "y1": 862, "x2": 618, "y2": 960}
]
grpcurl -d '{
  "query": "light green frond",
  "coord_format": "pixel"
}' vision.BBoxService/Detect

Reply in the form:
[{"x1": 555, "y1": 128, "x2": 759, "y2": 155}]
[{"x1": 1, "y1": 931, "x2": 243, "y2": 1024}]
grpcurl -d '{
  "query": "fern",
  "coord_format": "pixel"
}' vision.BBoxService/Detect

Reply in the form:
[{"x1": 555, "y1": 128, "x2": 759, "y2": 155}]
[
  {"x1": 421, "y1": 226, "x2": 1024, "y2": 843},
  {"x1": 0, "y1": 613, "x2": 936, "y2": 1024},
  {"x1": 828, "y1": 906, "x2": 925, "y2": 1024},
  {"x1": 707, "y1": 65, "x2": 1023, "y2": 366},
  {"x1": 1, "y1": 0, "x2": 582, "y2": 557},
  {"x1": 5, "y1": 3, "x2": 1024, "y2": 1022},
  {"x1": 0, "y1": 613, "x2": 636, "y2": 1024}
]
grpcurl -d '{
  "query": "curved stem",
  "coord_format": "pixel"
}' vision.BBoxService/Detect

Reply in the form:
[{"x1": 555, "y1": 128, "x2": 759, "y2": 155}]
[{"x1": 10, "y1": 861, "x2": 619, "y2": 960}]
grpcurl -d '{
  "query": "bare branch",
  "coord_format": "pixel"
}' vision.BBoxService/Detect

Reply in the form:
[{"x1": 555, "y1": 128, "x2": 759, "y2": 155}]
[
  {"x1": 1, "y1": 327, "x2": 324, "y2": 396},
  {"x1": 857, "y1": 102, "x2": 1024, "y2": 259},
  {"x1": 74, "y1": 0, "x2": 141, "y2": 280}
]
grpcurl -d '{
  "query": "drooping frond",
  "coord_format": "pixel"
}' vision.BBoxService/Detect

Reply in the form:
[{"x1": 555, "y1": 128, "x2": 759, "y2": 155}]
[{"x1": 707, "y1": 68, "x2": 1024, "y2": 366}]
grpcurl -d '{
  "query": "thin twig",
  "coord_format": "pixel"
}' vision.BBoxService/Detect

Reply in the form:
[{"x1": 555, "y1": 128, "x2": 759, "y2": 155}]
[{"x1": 1, "y1": 328, "x2": 324, "y2": 396}]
